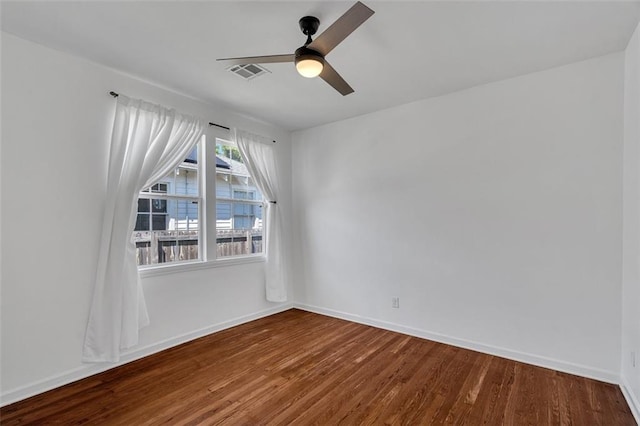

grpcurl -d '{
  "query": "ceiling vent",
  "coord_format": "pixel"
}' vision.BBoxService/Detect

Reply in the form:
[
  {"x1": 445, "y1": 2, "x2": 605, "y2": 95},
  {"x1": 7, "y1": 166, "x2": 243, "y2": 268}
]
[{"x1": 228, "y1": 64, "x2": 270, "y2": 80}]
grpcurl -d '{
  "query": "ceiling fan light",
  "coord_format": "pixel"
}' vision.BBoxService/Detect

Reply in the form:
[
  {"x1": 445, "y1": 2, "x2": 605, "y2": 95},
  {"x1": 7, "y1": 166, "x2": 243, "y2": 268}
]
[
  {"x1": 296, "y1": 57, "x2": 324, "y2": 78},
  {"x1": 294, "y1": 46, "x2": 324, "y2": 78}
]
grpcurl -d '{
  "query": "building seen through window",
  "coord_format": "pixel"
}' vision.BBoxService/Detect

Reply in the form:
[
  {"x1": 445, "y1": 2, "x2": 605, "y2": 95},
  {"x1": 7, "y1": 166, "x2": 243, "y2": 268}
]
[{"x1": 133, "y1": 138, "x2": 264, "y2": 267}]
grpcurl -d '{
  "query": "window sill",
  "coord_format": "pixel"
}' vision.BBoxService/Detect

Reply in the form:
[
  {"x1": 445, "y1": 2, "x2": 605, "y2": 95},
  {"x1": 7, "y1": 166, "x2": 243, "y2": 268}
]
[{"x1": 138, "y1": 255, "x2": 266, "y2": 279}]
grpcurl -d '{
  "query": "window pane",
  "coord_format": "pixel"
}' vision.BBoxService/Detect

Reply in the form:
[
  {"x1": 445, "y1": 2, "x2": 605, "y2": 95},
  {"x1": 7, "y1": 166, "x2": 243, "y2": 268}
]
[
  {"x1": 138, "y1": 198, "x2": 150, "y2": 212},
  {"x1": 217, "y1": 202, "x2": 263, "y2": 258},
  {"x1": 151, "y1": 214, "x2": 167, "y2": 231},
  {"x1": 233, "y1": 190, "x2": 248, "y2": 200},
  {"x1": 232, "y1": 189, "x2": 259, "y2": 201},
  {"x1": 150, "y1": 183, "x2": 167, "y2": 193},
  {"x1": 135, "y1": 214, "x2": 149, "y2": 231},
  {"x1": 135, "y1": 143, "x2": 201, "y2": 268},
  {"x1": 215, "y1": 140, "x2": 264, "y2": 260},
  {"x1": 152, "y1": 199, "x2": 166, "y2": 213},
  {"x1": 134, "y1": 199, "x2": 199, "y2": 266}
]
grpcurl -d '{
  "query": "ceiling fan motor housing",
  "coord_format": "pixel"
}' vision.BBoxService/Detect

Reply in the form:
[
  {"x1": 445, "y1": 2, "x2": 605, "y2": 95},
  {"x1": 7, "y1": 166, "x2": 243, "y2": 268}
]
[{"x1": 295, "y1": 46, "x2": 324, "y2": 63}]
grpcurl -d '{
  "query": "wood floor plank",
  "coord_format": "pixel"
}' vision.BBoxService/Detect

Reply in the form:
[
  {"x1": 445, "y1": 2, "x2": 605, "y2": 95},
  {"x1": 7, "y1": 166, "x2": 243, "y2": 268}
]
[{"x1": 1, "y1": 309, "x2": 635, "y2": 425}]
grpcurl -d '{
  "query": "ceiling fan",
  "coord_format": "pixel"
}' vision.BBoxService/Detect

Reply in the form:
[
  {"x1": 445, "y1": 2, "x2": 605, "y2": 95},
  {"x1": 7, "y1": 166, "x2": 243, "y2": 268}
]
[{"x1": 217, "y1": 2, "x2": 375, "y2": 96}]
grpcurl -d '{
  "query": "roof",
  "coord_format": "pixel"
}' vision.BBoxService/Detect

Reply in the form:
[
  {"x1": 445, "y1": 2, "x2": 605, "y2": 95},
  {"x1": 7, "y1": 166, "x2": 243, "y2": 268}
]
[
  {"x1": 216, "y1": 155, "x2": 249, "y2": 177},
  {"x1": 215, "y1": 156, "x2": 230, "y2": 169},
  {"x1": 181, "y1": 150, "x2": 233, "y2": 171}
]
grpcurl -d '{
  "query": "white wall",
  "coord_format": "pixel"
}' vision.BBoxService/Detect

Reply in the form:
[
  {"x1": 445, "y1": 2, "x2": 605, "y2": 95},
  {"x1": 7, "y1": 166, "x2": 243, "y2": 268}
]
[
  {"x1": 0, "y1": 33, "x2": 293, "y2": 404},
  {"x1": 622, "y1": 21, "x2": 640, "y2": 421},
  {"x1": 292, "y1": 53, "x2": 624, "y2": 382}
]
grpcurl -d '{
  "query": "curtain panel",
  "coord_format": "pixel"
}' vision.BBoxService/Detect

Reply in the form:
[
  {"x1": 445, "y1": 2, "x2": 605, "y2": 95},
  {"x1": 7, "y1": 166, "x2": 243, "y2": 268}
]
[
  {"x1": 83, "y1": 95, "x2": 205, "y2": 362},
  {"x1": 233, "y1": 129, "x2": 287, "y2": 302}
]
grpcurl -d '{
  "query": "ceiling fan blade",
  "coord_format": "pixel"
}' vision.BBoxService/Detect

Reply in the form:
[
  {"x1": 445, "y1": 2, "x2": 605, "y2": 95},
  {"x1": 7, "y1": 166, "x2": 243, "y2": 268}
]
[
  {"x1": 308, "y1": 2, "x2": 374, "y2": 56},
  {"x1": 319, "y1": 61, "x2": 354, "y2": 96},
  {"x1": 216, "y1": 54, "x2": 295, "y2": 66}
]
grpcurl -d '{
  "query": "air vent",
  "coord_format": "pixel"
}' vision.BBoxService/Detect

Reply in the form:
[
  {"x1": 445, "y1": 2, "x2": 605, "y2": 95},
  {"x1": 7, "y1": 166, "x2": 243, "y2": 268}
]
[{"x1": 228, "y1": 64, "x2": 270, "y2": 80}]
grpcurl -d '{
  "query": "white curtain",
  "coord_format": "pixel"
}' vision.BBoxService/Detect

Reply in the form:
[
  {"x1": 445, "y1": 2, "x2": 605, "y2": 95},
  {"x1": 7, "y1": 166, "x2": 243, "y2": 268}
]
[
  {"x1": 83, "y1": 95, "x2": 205, "y2": 362},
  {"x1": 233, "y1": 129, "x2": 287, "y2": 302}
]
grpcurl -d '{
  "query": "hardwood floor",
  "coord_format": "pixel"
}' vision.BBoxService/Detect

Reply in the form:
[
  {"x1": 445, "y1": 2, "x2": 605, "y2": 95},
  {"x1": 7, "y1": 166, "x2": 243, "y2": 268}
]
[{"x1": 1, "y1": 309, "x2": 635, "y2": 425}]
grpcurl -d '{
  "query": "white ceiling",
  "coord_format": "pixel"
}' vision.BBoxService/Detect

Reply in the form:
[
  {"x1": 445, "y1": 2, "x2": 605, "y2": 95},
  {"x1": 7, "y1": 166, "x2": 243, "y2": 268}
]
[{"x1": 2, "y1": 1, "x2": 640, "y2": 131}]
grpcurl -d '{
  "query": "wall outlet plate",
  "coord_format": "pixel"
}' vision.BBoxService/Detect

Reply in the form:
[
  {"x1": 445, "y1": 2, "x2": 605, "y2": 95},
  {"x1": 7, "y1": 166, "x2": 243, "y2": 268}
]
[{"x1": 392, "y1": 297, "x2": 400, "y2": 308}]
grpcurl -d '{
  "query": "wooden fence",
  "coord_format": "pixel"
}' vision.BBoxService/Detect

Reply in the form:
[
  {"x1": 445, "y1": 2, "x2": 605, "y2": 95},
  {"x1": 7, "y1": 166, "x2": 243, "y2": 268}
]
[{"x1": 134, "y1": 229, "x2": 263, "y2": 265}]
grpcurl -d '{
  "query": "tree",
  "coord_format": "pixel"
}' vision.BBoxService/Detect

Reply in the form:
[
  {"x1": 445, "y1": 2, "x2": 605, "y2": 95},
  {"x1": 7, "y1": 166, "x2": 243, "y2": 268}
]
[{"x1": 216, "y1": 144, "x2": 243, "y2": 162}]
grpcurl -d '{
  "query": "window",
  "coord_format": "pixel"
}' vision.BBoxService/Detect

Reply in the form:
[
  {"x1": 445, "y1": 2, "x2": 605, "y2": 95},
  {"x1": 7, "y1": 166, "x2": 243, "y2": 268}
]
[
  {"x1": 134, "y1": 184, "x2": 168, "y2": 232},
  {"x1": 133, "y1": 135, "x2": 264, "y2": 268},
  {"x1": 215, "y1": 140, "x2": 264, "y2": 258}
]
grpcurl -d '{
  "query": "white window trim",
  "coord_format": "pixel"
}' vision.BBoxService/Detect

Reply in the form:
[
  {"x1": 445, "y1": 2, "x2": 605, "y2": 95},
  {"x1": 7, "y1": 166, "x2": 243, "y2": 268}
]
[
  {"x1": 137, "y1": 129, "x2": 266, "y2": 274},
  {"x1": 139, "y1": 255, "x2": 265, "y2": 278}
]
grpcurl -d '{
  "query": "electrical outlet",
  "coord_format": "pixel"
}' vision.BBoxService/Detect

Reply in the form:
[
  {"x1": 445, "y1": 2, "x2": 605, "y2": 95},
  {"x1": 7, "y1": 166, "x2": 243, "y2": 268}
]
[
  {"x1": 392, "y1": 297, "x2": 400, "y2": 309},
  {"x1": 632, "y1": 351, "x2": 636, "y2": 368}
]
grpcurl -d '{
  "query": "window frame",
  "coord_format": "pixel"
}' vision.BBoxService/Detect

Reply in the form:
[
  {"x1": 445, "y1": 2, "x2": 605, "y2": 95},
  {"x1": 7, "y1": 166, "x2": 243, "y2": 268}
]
[{"x1": 137, "y1": 130, "x2": 266, "y2": 276}]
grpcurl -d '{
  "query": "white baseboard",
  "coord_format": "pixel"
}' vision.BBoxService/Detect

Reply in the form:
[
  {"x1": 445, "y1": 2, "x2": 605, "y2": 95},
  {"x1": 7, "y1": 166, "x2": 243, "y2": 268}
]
[
  {"x1": 0, "y1": 303, "x2": 293, "y2": 407},
  {"x1": 621, "y1": 376, "x2": 640, "y2": 425},
  {"x1": 293, "y1": 303, "x2": 620, "y2": 385}
]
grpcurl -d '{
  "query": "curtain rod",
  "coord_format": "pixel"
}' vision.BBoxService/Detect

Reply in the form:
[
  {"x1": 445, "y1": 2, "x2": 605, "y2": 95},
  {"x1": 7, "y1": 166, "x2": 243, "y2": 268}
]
[{"x1": 109, "y1": 91, "x2": 276, "y2": 143}]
